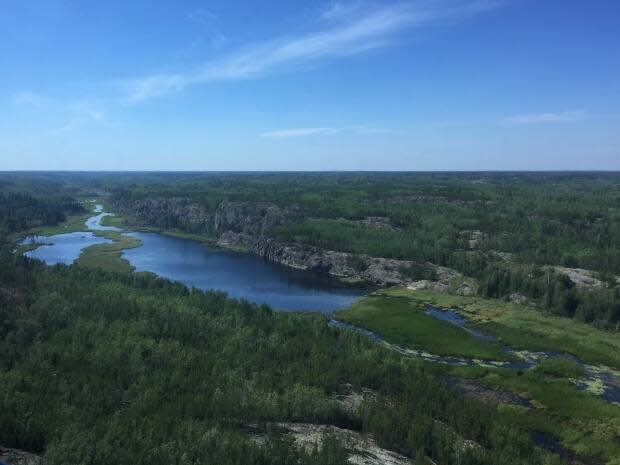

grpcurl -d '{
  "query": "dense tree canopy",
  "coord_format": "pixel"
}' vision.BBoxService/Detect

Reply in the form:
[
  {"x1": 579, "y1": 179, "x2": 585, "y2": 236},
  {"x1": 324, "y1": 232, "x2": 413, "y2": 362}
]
[
  {"x1": 0, "y1": 176, "x2": 84, "y2": 237},
  {"x1": 0, "y1": 252, "x2": 555, "y2": 465}
]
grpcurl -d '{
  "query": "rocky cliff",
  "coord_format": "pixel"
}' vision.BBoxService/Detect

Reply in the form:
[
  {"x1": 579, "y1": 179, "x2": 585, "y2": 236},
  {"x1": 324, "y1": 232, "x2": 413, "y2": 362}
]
[
  {"x1": 0, "y1": 447, "x2": 40, "y2": 465},
  {"x1": 113, "y1": 196, "x2": 460, "y2": 287},
  {"x1": 112, "y1": 197, "x2": 292, "y2": 236},
  {"x1": 253, "y1": 236, "x2": 407, "y2": 284},
  {"x1": 213, "y1": 200, "x2": 291, "y2": 236},
  {"x1": 218, "y1": 232, "x2": 458, "y2": 287},
  {"x1": 112, "y1": 197, "x2": 212, "y2": 233}
]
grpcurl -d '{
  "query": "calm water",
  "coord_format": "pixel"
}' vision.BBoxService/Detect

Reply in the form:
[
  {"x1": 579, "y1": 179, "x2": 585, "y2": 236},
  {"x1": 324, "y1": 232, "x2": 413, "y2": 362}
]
[
  {"x1": 22, "y1": 232, "x2": 112, "y2": 265},
  {"x1": 122, "y1": 232, "x2": 362, "y2": 311},
  {"x1": 21, "y1": 204, "x2": 363, "y2": 312},
  {"x1": 85, "y1": 204, "x2": 121, "y2": 231}
]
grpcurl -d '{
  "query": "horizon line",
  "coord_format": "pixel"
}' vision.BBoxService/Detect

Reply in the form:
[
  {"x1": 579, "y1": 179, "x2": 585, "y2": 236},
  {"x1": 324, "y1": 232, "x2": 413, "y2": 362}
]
[{"x1": 2, "y1": 169, "x2": 620, "y2": 174}]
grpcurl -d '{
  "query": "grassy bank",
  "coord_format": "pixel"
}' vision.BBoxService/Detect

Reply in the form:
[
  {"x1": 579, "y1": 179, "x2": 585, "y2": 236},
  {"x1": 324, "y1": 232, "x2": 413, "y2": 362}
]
[
  {"x1": 119, "y1": 222, "x2": 253, "y2": 253},
  {"x1": 11, "y1": 211, "x2": 91, "y2": 239},
  {"x1": 11, "y1": 197, "x2": 105, "y2": 239},
  {"x1": 336, "y1": 290, "x2": 512, "y2": 361},
  {"x1": 337, "y1": 287, "x2": 620, "y2": 464},
  {"x1": 99, "y1": 214, "x2": 125, "y2": 229},
  {"x1": 447, "y1": 362, "x2": 620, "y2": 464},
  {"x1": 405, "y1": 289, "x2": 620, "y2": 370},
  {"x1": 76, "y1": 232, "x2": 142, "y2": 273},
  {"x1": 487, "y1": 366, "x2": 620, "y2": 463}
]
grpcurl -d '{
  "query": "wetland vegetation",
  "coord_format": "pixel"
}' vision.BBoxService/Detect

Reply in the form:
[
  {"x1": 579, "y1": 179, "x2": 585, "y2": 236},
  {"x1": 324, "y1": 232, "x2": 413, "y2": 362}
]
[{"x1": 334, "y1": 287, "x2": 620, "y2": 464}]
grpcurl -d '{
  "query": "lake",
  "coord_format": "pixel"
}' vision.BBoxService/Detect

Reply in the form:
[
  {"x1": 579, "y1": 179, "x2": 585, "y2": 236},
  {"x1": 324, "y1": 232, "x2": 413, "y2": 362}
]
[
  {"x1": 22, "y1": 232, "x2": 112, "y2": 265},
  {"x1": 21, "y1": 206, "x2": 363, "y2": 312},
  {"x1": 122, "y1": 232, "x2": 362, "y2": 311}
]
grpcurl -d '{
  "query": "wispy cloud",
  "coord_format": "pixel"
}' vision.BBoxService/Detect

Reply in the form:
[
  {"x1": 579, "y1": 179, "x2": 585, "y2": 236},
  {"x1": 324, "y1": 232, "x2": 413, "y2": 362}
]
[
  {"x1": 260, "y1": 125, "x2": 393, "y2": 138},
  {"x1": 187, "y1": 8, "x2": 218, "y2": 25},
  {"x1": 10, "y1": 90, "x2": 108, "y2": 134},
  {"x1": 187, "y1": 8, "x2": 227, "y2": 48},
  {"x1": 502, "y1": 110, "x2": 587, "y2": 125},
  {"x1": 321, "y1": 1, "x2": 366, "y2": 21},
  {"x1": 10, "y1": 91, "x2": 50, "y2": 108},
  {"x1": 124, "y1": 1, "x2": 506, "y2": 103},
  {"x1": 261, "y1": 127, "x2": 338, "y2": 139}
]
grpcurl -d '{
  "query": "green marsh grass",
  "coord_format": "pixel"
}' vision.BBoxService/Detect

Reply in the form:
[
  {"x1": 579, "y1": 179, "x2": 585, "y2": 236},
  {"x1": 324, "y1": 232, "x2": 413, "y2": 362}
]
[{"x1": 336, "y1": 291, "x2": 512, "y2": 361}]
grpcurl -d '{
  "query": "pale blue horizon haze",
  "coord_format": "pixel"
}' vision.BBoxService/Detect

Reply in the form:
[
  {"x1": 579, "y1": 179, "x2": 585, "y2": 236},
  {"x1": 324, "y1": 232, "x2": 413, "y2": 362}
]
[{"x1": 1, "y1": 0, "x2": 619, "y2": 171}]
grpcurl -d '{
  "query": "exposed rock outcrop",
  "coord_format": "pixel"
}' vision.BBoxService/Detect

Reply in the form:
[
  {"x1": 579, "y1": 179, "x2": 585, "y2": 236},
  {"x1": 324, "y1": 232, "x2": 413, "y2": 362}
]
[
  {"x1": 407, "y1": 280, "x2": 450, "y2": 293},
  {"x1": 112, "y1": 197, "x2": 293, "y2": 237},
  {"x1": 509, "y1": 292, "x2": 529, "y2": 305},
  {"x1": 113, "y1": 197, "x2": 212, "y2": 233},
  {"x1": 254, "y1": 236, "x2": 422, "y2": 286},
  {"x1": 250, "y1": 423, "x2": 411, "y2": 465},
  {"x1": 213, "y1": 200, "x2": 292, "y2": 236},
  {"x1": 337, "y1": 216, "x2": 397, "y2": 231},
  {"x1": 389, "y1": 195, "x2": 470, "y2": 206},
  {"x1": 0, "y1": 447, "x2": 40, "y2": 465},
  {"x1": 113, "y1": 196, "x2": 464, "y2": 288},
  {"x1": 451, "y1": 378, "x2": 533, "y2": 408},
  {"x1": 551, "y1": 266, "x2": 606, "y2": 290},
  {"x1": 459, "y1": 230, "x2": 486, "y2": 250},
  {"x1": 334, "y1": 384, "x2": 376, "y2": 415},
  {"x1": 455, "y1": 282, "x2": 476, "y2": 296}
]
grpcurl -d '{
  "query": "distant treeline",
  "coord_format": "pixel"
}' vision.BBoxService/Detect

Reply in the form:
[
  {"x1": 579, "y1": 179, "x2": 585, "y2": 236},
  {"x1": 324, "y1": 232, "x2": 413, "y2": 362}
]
[
  {"x1": 99, "y1": 172, "x2": 620, "y2": 272},
  {"x1": 0, "y1": 177, "x2": 84, "y2": 237}
]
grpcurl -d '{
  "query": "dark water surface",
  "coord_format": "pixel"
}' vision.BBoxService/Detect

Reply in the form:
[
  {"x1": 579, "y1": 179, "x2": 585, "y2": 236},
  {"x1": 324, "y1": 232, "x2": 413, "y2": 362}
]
[{"x1": 121, "y1": 232, "x2": 362, "y2": 312}]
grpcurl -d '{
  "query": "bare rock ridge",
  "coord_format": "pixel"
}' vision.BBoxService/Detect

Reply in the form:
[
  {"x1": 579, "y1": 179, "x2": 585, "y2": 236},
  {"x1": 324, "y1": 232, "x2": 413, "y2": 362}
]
[
  {"x1": 113, "y1": 197, "x2": 292, "y2": 237},
  {"x1": 112, "y1": 197, "x2": 458, "y2": 287},
  {"x1": 214, "y1": 200, "x2": 292, "y2": 237},
  {"x1": 250, "y1": 236, "x2": 461, "y2": 287},
  {"x1": 0, "y1": 447, "x2": 40, "y2": 465},
  {"x1": 114, "y1": 197, "x2": 212, "y2": 232}
]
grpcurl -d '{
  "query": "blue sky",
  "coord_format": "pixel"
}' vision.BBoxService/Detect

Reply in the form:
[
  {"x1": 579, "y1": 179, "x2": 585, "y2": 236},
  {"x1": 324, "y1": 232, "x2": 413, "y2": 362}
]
[{"x1": 1, "y1": 0, "x2": 619, "y2": 170}]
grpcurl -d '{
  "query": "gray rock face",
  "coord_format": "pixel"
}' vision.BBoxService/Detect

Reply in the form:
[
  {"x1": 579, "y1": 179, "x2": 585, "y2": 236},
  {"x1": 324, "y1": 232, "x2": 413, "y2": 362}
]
[
  {"x1": 213, "y1": 200, "x2": 290, "y2": 236},
  {"x1": 459, "y1": 230, "x2": 486, "y2": 250},
  {"x1": 455, "y1": 282, "x2": 475, "y2": 296},
  {"x1": 113, "y1": 197, "x2": 212, "y2": 233},
  {"x1": 113, "y1": 197, "x2": 292, "y2": 237},
  {"x1": 0, "y1": 447, "x2": 40, "y2": 465},
  {"x1": 253, "y1": 236, "x2": 434, "y2": 286},
  {"x1": 113, "y1": 197, "x2": 463, "y2": 288},
  {"x1": 509, "y1": 292, "x2": 529, "y2": 305},
  {"x1": 217, "y1": 230, "x2": 254, "y2": 248}
]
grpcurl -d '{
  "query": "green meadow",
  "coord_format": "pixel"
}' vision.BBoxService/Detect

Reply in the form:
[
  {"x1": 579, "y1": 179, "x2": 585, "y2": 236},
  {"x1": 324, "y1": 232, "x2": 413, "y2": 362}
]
[
  {"x1": 336, "y1": 290, "x2": 511, "y2": 361},
  {"x1": 76, "y1": 231, "x2": 141, "y2": 273},
  {"x1": 405, "y1": 289, "x2": 620, "y2": 370}
]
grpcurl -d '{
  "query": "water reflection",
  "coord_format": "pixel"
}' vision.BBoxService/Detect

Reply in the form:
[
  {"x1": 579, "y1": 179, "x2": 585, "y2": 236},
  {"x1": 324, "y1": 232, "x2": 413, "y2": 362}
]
[
  {"x1": 122, "y1": 232, "x2": 363, "y2": 312},
  {"x1": 22, "y1": 232, "x2": 112, "y2": 265}
]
